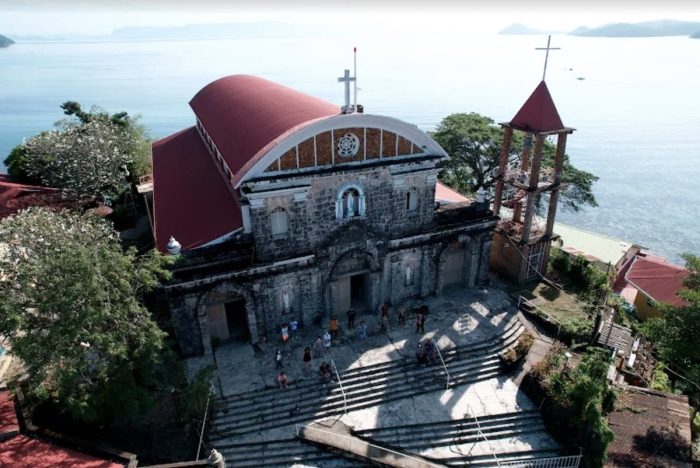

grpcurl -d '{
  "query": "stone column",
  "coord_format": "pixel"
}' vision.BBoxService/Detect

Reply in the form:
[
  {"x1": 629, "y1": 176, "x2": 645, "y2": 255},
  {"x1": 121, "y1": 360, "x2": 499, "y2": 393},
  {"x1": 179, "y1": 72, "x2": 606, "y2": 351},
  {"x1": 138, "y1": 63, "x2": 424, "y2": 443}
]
[
  {"x1": 520, "y1": 135, "x2": 545, "y2": 244},
  {"x1": 492, "y1": 126, "x2": 513, "y2": 215},
  {"x1": 420, "y1": 246, "x2": 434, "y2": 297},
  {"x1": 478, "y1": 237, "x2": 493, "y2": 285}
]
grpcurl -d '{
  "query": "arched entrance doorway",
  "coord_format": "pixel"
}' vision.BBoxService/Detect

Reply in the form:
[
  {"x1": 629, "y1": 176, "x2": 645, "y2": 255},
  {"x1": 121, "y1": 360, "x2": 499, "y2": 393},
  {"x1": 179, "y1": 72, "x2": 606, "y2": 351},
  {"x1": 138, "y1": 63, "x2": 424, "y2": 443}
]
[{"x1": 327, "y1": 250, "x2": 378, "y2": 316}]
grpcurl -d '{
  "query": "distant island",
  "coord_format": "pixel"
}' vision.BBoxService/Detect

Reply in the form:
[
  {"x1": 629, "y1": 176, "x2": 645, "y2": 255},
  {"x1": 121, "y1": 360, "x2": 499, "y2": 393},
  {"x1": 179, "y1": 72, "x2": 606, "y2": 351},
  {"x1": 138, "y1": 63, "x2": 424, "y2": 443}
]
[
  {"x1": 499, "y1": 23, "x2": 559, "y2": 35},
  {"x1": 0, "y1": 34, "x2": 14, "y2": 48},
  {"x1": 691, "y1": 30, "x2": 700, "y2": 39},
  {"x1": 570, "y1": 20, "x2": 700, "y2": 37}
]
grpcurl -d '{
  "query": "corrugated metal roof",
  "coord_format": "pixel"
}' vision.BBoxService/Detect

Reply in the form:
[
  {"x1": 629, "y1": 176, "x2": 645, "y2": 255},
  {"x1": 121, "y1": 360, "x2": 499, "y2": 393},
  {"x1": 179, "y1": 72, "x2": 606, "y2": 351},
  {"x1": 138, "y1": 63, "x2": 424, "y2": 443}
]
[{"x1": 553, "y1": 222, "x2": 634, "y2": 267}]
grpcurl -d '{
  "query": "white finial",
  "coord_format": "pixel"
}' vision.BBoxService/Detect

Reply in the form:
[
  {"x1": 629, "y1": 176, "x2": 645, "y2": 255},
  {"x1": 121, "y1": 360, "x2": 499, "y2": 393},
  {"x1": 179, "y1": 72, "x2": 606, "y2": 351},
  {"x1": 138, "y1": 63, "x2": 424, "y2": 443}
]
[
  {"x1": 476, "y1": 187, "x2": 486, "y2": 203},
  {"x1": 337, "y1": 68, "x2": 356, "y2": 113},
  {"x1": 167, "y1": 235, "x2": 181, "y2": 255},
  {"x1": 353, "y1": 47, "x2": 358, "y2": 109}
]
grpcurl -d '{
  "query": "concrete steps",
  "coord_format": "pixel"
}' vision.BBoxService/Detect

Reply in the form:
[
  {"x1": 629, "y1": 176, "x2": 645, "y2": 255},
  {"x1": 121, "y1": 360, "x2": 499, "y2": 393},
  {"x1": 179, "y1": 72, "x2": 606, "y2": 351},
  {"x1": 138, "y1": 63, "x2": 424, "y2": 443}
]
[
  {"x1": 353, "y1": 410, "x2": 545, "y2": 448},
  {"x1": 354, "y1": 411, "x2": 560, "y2": 467},
  {"x1": 209, "y1": 317, "x2": 525, "y2": 441},
  {"x1": 216, "y1": 438, "x2": 341, "y2": 467}
]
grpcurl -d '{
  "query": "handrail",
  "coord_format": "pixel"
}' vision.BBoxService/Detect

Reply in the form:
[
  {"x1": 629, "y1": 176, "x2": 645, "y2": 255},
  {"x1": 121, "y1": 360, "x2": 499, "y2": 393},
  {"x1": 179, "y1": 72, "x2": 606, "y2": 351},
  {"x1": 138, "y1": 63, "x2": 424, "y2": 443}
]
[
  {"x1": 467, "y1": 404, "x2": 500, "y2": 467},
  {"x1": 431, "y1": 338, "x2": 451, "y2": 389},
  {"x1": 330, "y1": 359, "x2": 347, "y2": 413},
  {"x1": 195, "y1": 386, "x2": 213, "y2": 460},
  {"x1": 498, "y1": 454, "x2": 582, "y2": 467},
  {"x1": 295, "y1": 424, "x2": 444, "y2": 467},
  {"x1": 518, "y1": 295, "x2": 562, "y2": 338}
]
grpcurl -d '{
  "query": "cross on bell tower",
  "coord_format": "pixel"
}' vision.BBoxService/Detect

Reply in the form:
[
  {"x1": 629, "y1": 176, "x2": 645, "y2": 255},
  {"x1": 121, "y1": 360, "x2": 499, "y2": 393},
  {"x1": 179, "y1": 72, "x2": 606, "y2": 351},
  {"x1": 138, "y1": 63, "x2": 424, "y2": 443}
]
[{"x1": 535, "y1": 35, "x2": 560, "y2": 81}]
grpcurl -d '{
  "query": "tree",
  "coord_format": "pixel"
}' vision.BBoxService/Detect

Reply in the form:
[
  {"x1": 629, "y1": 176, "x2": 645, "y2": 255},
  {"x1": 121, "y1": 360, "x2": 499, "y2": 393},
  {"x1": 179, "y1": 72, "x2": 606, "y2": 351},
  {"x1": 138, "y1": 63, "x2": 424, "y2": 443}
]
[
  {"x1": 642, "y1": 253, "x2": 700, "y2": 411},
  {"x1": 0, "y1": 207, "x2": 173, "y2": 424},
  {"x1": 3, "y1": 102, "x2": 153, "y2": 199},
  {"x1": 432, "y1": 113, "x2": 598, "y2": 211}
]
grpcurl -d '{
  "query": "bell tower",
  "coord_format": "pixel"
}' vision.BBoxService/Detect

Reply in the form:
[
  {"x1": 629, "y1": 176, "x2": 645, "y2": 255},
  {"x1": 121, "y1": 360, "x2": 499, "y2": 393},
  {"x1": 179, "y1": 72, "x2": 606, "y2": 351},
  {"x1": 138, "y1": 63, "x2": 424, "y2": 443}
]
[{"x1": 490, "y1": 81, "x2": 575, "y2": 283}]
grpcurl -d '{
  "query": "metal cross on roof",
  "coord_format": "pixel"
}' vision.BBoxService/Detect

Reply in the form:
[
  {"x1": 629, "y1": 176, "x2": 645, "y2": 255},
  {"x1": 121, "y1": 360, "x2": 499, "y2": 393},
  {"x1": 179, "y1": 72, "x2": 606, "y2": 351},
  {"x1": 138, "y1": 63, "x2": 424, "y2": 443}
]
[
  {"x1": 337, "y1": 69, "x2": 356, "y2": 111},
  {"x1": 535, "y1": 35, "x2": 561, "y2": 81}
]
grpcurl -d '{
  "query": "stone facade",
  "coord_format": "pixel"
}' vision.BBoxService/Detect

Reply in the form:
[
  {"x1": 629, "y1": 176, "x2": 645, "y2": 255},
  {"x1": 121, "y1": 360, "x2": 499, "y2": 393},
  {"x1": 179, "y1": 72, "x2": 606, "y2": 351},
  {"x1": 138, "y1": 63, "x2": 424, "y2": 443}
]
[{"x1": 161, "y1": 124, "x2": 497, "y2": 358}]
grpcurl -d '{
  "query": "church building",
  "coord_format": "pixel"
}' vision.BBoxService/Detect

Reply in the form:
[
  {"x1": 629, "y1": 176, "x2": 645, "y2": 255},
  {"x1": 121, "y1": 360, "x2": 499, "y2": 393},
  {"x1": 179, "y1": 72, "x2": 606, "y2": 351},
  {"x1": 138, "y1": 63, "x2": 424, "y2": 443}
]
[{"x1": 151, "y1": 75, "x2": 496, "y2": 357}]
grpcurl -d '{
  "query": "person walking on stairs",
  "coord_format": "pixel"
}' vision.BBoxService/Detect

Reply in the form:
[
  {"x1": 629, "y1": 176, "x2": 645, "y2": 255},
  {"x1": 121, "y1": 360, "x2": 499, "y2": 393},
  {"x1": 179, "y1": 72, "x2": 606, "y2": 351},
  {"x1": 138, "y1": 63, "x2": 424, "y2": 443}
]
[
  {"x1": 416, "y1": 312, "x2": 425, "y2": 334},
  {"x1": 303, "y1": 346, "x2": 312, "y2": 374}
]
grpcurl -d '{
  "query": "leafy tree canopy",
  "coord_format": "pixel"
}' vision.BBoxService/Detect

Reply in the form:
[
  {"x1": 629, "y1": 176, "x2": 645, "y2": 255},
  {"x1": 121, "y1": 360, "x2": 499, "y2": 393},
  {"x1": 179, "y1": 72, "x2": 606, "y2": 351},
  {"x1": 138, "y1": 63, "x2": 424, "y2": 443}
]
[
  {"x1": 432, "y1": 113, "x2": 598, "y2": 212},
  {"x1": 4, "y1": 102, "x2": 152, "y2": 200},
  {"x1": 642, "y1": 253, "x2": 700, "y2": 409},
  {"x1": 0, "y1": 207, "x2": 173, "y2": 424}
]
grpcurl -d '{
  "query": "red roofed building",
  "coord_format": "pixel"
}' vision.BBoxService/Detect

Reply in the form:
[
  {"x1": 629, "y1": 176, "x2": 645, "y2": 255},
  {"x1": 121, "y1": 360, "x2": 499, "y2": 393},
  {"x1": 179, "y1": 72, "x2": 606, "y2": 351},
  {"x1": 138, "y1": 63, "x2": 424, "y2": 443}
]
[
  {"x1": 0, "y1": 389, "x2": 129, "y2": 467},
  {"x1": 152, "y1": 74, "x2": 497, "y2": 357},
  {"x1": 625, "y1": 255, "x2": 689, "y2": 320}
]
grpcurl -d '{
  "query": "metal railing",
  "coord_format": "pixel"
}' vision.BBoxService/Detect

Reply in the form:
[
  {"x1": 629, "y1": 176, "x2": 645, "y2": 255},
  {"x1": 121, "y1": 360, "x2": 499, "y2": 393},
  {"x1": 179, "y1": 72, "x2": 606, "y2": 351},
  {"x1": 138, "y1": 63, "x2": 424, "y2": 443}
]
[
  {"x1": 466, "y1": 404, "x2": 500, "y2": 467},
  {"x1": 295, "y1": 424, "x2": 443, "y2": 468},
  {"x1": 330, "y1": 359, "x2": 347, "y2": 413},
  {"x1": 498, "y1": 454, "x2": 582, "y2": 468},
  {"x1": 431, "y1": 338, "x2": 451, "y2": 389},
  {"x1": 195, "y1": 385, "x2": 214, "y2": 460},
  {"x1": 517, "y1": 295, "x2": 562, "y2": 338}
]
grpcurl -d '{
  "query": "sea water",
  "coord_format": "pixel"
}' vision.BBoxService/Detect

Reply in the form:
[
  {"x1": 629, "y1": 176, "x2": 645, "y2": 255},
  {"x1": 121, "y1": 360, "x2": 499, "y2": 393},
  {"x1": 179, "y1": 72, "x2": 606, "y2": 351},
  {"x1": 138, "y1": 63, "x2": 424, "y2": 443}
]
[{"x1": 0, "y1": 33, "x2": 698, "y2": 262}]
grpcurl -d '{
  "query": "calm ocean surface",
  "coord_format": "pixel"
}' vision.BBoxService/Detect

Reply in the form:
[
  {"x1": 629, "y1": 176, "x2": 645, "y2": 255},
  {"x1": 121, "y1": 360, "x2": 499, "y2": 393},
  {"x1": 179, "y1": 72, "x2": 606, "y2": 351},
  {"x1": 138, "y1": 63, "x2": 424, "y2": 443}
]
[{"x1": 1, "y1": 33, "x2": 698, "y2": 262}]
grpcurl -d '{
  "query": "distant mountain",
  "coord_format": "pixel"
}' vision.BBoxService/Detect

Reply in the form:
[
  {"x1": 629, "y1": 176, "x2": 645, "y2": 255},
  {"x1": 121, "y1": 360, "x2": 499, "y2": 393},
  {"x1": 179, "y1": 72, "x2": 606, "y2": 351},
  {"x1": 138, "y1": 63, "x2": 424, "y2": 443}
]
[
  {"x1": 570, "y1": 20, "x2": 700, "y2": 37},
  {"x1": 0, "y1": 34, "x2": 14, "y2": 48},
  {"x1": 111, "y1": 22, "x2": 337, "y2": 40},
  {"x1": 691, "y1": 30, "x2": 700, "y2": 39},
  {"x1": 499, "y1": 23, "x2": 549, "y2": 35}
]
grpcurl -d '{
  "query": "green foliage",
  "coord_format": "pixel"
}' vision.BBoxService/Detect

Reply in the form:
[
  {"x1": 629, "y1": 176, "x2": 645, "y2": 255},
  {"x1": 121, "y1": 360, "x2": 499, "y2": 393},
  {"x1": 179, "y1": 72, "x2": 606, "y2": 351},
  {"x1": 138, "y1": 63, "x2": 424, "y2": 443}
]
[
  {"x1": 537, "y1": 347, "x2": 616, "y2": 466},
  {"x1": 177, "y1": 368, "x2": 214, "y2": 428},
  {"x1": 550, "y1": 249, "x2": 571, "y2": 275},
  {"x1": 560, "y1": 317, "x2": 594, "y2": 343},
  {"x1": 431, "y1": 112, "x2": 598, "y2": 211},
  {"x1": 651, "y1": 364, "x2": 673, "y2": 393},
  {"x1": 4, "y1": 145, "x2": 36, "y2": 184},
  {"x1": 0, "y1": 207, "x2": 174, "y2": 424},
  {"x1": 3, "y1": 102, "x2": 153, "y2": 199}
]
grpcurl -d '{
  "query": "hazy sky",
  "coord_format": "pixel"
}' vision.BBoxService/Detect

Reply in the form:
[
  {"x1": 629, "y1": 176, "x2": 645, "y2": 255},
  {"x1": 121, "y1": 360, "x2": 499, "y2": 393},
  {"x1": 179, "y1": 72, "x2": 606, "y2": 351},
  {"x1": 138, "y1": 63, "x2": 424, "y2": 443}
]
[{"x1": 2, "y1": 1, "x2": 700, "y2": 36}]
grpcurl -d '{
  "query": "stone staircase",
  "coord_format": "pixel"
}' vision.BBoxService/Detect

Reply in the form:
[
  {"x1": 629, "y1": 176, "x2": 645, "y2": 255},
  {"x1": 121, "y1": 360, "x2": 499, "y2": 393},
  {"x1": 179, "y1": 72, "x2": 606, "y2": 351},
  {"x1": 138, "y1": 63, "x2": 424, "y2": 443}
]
[
  {"x1": 354, "y1": 410, "x2": 560, "y2": 466},
  {"x1": 209, "y1": 316, "x2": 525, "y2": 448}
]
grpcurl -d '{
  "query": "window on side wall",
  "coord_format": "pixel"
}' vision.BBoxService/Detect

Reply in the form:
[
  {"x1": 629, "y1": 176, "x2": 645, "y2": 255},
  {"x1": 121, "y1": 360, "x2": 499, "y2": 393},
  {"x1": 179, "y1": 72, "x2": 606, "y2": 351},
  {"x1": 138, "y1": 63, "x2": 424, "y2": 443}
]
[
  {"x1": 406, "y1": 187, "x2": 418, "y2": 212},
  {"x1": 270, "y1": 207, "x2": 289, "y2": 239}
]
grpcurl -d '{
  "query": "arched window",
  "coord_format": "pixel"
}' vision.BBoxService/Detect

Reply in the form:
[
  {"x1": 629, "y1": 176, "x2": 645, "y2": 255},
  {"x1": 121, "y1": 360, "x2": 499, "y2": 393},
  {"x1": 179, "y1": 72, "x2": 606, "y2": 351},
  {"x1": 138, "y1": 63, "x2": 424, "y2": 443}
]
[
  {"x1": 406, "y1": 187, "x2": 418, "y2": 212},
  {"x1": 335, "y1": 184, "x2": 366, "y2": 219},
  {"x1": 270, "y1": 207, "x2": 289, "y2": 238}
]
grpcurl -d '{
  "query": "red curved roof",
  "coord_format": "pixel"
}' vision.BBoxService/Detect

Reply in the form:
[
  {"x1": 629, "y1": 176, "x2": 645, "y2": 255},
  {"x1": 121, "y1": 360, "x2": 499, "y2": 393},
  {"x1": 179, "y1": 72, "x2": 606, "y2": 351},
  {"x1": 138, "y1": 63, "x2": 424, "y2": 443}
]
[
  {"x1": 510, "y1": 81, "x2": 566, "y2": 133},
  {"x1": 625, "y1": 256, "x2": 689, "y2": 307},
  {"x1": 190, "y1": 75, "x2": 339, "y2": 185},
  {"x1": 152, "y1": 127, "x2": 242, "y2": 253}
]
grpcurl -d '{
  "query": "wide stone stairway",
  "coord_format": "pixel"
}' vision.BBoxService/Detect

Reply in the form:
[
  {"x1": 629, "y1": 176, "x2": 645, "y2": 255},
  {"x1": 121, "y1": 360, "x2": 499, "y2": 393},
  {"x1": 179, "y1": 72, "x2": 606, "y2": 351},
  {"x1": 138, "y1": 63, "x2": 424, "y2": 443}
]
[{"x1": 209, "y1": 316, "x2": 523, "y2": 442}]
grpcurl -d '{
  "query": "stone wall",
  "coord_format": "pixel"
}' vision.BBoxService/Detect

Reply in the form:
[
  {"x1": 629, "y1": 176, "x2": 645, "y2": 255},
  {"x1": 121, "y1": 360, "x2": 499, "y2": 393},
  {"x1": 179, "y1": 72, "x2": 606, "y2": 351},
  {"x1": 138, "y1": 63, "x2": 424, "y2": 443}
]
[{"x1": 249, "y1": 167, "x2": 436, "y2": 261}]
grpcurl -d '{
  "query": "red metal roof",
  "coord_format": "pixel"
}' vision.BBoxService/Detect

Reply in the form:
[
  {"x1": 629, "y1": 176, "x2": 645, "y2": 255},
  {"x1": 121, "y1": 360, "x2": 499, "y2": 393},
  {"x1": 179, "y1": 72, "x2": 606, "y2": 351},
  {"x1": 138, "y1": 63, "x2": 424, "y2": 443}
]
[
  {"x1": 0, "y1": 434, "x2": 124, "y2": 468},
  {"x1": 0, "y1": 176, "x2": 84, "y2": 220},
  {"x1": 625, "y1": 256, "x2": 689, "y2": 307},
  {"x1": 189, "y1": 75, "x2": 339, "y2": 186},
  {"x1": 435, "y1": 182, "x2": 470, "y2": 203},
  {"x1": 509, "y1": 81, "x2": 565, "y2": 133},
  {"x1": 152, "y1": 127, "x2": 242, "y2": 252},
  {"x1": 0, "y1": 390, "x2": 19, "y2": 438}
]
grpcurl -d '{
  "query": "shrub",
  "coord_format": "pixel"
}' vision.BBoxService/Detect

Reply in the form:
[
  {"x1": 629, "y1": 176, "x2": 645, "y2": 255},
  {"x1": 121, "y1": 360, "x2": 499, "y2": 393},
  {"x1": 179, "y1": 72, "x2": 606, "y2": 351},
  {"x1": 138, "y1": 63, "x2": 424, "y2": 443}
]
[
  {"x1": 551, "y1": 251, "x2": 571, "y2": 275},
  {"x1": 500, "y1": 331, "x2": 536, "y2": 368}
]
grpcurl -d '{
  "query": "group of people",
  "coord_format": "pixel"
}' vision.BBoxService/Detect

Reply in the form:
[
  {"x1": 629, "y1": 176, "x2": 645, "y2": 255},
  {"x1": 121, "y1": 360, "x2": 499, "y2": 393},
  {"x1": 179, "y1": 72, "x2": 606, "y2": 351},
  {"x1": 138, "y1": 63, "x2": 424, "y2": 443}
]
[
  {"x1": 280, "y1": 318, "x2": 299, "y2": 343},
  {"x1": 274, "y1": 302, "x2": 430, "y2": 389}
]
